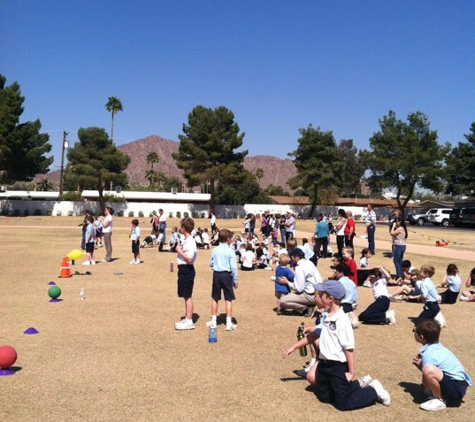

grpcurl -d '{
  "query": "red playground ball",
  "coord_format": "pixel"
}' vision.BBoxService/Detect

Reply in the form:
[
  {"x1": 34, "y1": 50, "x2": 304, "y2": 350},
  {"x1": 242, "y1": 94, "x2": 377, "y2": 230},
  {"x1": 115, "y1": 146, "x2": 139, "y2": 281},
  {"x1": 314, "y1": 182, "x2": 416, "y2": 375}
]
[
  {"x1": 0, "y1": 345, "x2": 17, "y2": 369},
  {"x1": 48, "y1": 285, "x2": 62, "y2": 299}
]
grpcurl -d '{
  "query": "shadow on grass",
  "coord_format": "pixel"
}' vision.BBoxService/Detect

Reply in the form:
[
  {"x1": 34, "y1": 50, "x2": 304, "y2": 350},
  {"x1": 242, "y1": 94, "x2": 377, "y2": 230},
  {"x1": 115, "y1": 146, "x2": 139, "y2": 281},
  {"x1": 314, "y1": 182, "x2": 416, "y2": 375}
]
[{"x1": 399, "y1": 381, "x2": 425, "y2": 404}]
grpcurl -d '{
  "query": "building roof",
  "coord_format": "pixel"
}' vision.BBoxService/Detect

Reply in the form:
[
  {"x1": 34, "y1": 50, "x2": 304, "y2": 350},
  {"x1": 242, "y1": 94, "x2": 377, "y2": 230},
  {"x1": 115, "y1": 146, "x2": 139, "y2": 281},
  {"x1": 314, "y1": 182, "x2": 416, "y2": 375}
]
[
  {"x1": 269, "y1": 196, "x2": 421, "y2": 208},
  {"x1": 81, "y1": 190, "x2": 211, "y2": 203}
]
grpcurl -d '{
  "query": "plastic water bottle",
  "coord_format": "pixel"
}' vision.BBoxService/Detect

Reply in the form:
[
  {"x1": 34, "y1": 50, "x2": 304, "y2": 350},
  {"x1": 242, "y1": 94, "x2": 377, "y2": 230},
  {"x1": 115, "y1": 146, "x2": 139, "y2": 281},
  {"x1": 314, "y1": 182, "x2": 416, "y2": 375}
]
[
  {"x1": 79, "y1": 287, "x2": 85, "y2": 300},
  {"x1": 297, "y1": 322, "x2": 307, "y2": 357},
  {"x1": 208, "y1": 323, "x2": 217, "y2": 343}
]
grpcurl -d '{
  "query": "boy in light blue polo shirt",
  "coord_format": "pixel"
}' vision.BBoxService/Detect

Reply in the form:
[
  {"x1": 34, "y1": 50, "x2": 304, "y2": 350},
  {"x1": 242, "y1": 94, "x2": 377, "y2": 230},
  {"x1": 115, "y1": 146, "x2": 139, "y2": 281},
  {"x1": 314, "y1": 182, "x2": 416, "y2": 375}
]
[
  {"x1": 417, "y1": 264, "x2": 440, "y2": 321},
  {"x1": 412, "y1": 319, "x2": 472, "y2": 411}
]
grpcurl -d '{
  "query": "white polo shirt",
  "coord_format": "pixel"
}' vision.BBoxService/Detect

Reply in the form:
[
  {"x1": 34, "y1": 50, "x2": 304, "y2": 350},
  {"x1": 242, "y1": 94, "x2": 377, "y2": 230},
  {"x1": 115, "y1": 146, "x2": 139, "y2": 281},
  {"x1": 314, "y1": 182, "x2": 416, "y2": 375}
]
[{"x1": 318, "y1": 308, "x2": 354, "y2": 362}]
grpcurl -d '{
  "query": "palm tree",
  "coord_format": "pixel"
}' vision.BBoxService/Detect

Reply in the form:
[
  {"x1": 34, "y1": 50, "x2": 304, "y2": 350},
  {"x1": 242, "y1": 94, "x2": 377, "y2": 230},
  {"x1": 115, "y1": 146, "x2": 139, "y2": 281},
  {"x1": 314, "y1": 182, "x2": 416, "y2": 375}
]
[
  {"x1": 256, "y1": 168, "x2": 264, "y2": 184},
  {"x1": 146, "y1": 151, "x2": 159, "y2": 170},
  {"x1": 105, "y1": 96, "x2": 123, "y2": 144}
]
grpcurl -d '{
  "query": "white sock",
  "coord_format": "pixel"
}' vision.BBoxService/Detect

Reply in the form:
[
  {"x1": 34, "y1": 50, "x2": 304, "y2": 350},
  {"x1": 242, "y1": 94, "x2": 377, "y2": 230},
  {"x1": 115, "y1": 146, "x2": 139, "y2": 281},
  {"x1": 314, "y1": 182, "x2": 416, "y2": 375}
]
[
  {"x1": 210, "y1": 315, "x2": 217, "y2": 322},
  {"x1": 306, "y1": 358, "x2": 317, "y2": 371},
  {"x1": 226, "y1": 317, "x2": 232, "y2": 324}
]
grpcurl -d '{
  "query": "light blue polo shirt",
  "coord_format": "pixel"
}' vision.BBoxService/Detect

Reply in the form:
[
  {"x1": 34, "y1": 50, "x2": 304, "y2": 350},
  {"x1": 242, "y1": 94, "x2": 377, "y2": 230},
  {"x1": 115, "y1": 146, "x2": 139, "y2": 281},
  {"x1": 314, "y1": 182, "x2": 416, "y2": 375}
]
[{"x1": 420, "y1": 342, "x2": 472, "y2": 386}]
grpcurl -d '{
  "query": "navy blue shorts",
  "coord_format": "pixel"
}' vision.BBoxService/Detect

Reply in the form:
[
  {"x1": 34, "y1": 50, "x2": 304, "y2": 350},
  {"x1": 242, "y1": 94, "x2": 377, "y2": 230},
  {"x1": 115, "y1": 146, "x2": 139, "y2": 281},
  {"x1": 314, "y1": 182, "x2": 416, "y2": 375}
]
[
  {"x1": 85, "y1": 243, "x2": 95, "y2": 254},
  {"x1": 131, "y1": 241, "x2": 139, "y2": 254},
  {"x1": 440, "y1": 374, "x2": 469, "y2": 404},
  {"x1": 177, "y1": 265, "x2": 195, "y2": 298},
  {"x1": 211, "y1": 271, "x2": 235, "y2": 302}
]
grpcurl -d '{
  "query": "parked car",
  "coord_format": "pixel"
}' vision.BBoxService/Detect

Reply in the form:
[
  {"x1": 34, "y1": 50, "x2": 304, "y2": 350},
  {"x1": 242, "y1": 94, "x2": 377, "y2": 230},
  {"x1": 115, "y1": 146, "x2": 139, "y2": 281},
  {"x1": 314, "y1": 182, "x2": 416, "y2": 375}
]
[
  {"x1": 427, "y1": 208, "x2": 453, "y2": 227},
  {"x1": 407, "y1": 209, "x2": 430, "y2": 226},
  {"x1": 450, "y1": 207, "x2": 475, "y2": 227}
]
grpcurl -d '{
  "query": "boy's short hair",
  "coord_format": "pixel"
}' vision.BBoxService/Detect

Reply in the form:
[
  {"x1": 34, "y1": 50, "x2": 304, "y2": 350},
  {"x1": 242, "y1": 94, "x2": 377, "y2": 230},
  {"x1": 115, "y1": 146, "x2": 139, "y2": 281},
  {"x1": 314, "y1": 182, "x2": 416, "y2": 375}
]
[
  {"x1": 132, "y1": 219, "x2": 139, "y2": 226},
  {"x1": 415, "y1": 319, "x2": 440, "y2": 343},
  {"x1": 180, "y1": 217, "x2": 195, "y2": 234},
  {"x1": 402, "y1": 260, "x2": 412, "y2": 268},
  {"x1": 332, "y1": 263, "x2": 350, "y2": 276},
  {"x1": 279, "y1": 253, "x2": 290, "y2": 266},
  {"x1": 420, "y1": 264, "x2": 435, "y2": 277},
  {"x1": 218, "y1": 228, "x2": 232, "y2": 243}
]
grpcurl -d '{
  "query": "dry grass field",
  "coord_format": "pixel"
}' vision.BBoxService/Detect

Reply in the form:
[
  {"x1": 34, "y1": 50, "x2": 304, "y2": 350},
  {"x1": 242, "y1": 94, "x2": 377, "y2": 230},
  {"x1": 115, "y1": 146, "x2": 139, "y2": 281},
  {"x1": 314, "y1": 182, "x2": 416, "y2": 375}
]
[{"x1": 1, "y1": 216, "x2": 474, "y2": 422}]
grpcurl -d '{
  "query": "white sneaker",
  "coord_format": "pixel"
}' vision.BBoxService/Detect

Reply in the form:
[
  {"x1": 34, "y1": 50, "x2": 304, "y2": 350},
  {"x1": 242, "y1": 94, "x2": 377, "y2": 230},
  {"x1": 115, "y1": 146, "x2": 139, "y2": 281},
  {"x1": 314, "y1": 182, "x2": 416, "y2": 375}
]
[
  {"x1": 129, "y1": 260, "x2": 136, "y2": 264},
  {"x1": 434, "y1": 312, "x2": 447, "y2": 328},
  {"x1": 270, "y1": 276, "x2": 276, "y2": 281},
  {"x1": 369, "y1": 379, "x2": 391, "y2": 406},
  {"x1": 225, "y1": 322, "x2": 237, "y2": 331},
  {"x1": 358, "y1": 374, "x2": 373, "y2": 388},
  {"x1": 386, "y1": 309, "x2": 396, "y2": 325},
  {"x1": 82, "y1": 261, "x2": 90, "y2": 266},
  {"x1": 460, "y1": 296, "x2": 469, "y2": 302},
  {"x1": 205, "y1": 319, "x2": 217, "y2": 328},
  {"x1": 363, "y1": 280, "x2": 372, "y2": 288},
  {"x1": 420, "y1": 398, "x2": 446, "y2": 411},
  {"x1": 133, "y1": 260, "x2": 141, "y2": 265},
  {"x1": 390, "y1": 296, "x2": 402, "y2": 303},
  {"x1": 90, "y1": 261, "x2": 96, "y2": 265},
  {"x1": 174, "y1": 319, "x2": 195, "y2": 330}
]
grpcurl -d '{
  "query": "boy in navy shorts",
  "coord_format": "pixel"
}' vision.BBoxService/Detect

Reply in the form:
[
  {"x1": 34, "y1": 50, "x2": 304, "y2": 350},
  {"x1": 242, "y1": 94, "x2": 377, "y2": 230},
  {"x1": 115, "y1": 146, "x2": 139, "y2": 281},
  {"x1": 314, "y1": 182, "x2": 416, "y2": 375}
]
[
  {"x1": 412, "y1": 319, "x2": 472, "y2": 411},
  {"x1": 205, "y1": 228, "x2": 239, "y2": 331},
  {"x1": 174, "y1": 217, "x2": 197, "y2": 330}
]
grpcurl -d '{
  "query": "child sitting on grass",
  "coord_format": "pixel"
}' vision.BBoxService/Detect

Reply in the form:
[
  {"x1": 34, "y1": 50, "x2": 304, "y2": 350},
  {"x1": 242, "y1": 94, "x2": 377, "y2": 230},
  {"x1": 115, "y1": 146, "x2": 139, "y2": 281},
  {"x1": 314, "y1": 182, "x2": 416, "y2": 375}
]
[
  {"x1": 313, "y1": 280, "x2": 391, "y2": 410},
  {"x1": 437, "y1": 263, "x2": 461, "y2": 304}
]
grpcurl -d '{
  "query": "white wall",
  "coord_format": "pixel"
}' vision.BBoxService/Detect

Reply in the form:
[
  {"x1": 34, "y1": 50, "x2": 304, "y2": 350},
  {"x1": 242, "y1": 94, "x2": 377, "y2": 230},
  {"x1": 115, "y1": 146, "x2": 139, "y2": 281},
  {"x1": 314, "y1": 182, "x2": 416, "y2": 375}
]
[{"x1": 0, "y1": 200, "x2": 390, "y2": 221}]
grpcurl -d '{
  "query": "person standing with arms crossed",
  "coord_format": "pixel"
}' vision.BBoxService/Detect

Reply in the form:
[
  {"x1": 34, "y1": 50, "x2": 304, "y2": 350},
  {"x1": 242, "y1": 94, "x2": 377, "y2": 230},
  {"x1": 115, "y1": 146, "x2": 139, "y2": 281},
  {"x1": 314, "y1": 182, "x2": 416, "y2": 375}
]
[
  {"x1": 102, "y1": 206, "x2": 114, "y2": 263},
  {"x1": 158, "y1": 208, "x2": 167, "y2": 244},
  {"x1": 205, "y1": 229, "x2": 238, "y2": 331},
  {"x1": 365, "y1": 204, "x2": 376, "y2": 255}
]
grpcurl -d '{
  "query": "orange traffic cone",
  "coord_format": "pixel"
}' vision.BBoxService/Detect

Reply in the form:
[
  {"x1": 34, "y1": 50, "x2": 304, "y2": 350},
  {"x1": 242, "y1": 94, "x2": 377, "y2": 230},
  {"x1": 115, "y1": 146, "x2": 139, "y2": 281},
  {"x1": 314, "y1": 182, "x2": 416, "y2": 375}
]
[{"x1": 59, "y1": 257, "x2": 72, "y2": 278}]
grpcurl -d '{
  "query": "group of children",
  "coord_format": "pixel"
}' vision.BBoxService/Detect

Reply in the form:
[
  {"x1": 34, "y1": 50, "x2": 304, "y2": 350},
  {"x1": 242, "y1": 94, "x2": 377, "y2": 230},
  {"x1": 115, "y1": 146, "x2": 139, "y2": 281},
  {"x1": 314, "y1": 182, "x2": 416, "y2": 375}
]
[
  {"x1": 81, "y1": 212, "x2": 473, "y2": 413},
  {"x1": 271, "y1": 234, "x2": 473, "y2": 412}
]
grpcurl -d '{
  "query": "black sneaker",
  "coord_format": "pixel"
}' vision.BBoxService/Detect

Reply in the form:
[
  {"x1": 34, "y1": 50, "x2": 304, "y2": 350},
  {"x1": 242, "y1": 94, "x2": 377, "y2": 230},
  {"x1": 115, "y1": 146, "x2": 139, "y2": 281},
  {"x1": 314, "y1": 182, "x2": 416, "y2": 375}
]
[{"x1": 294, "y1": 369, "x2": 308, "y2": 378}]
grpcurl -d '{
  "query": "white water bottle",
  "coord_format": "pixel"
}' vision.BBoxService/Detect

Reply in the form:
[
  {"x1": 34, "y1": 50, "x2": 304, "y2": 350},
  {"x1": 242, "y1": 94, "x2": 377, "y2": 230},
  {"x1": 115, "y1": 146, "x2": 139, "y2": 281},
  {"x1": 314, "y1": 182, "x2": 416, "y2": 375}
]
[{"x1": 79, "y1": 287, "x2": 85, "y2": 300}]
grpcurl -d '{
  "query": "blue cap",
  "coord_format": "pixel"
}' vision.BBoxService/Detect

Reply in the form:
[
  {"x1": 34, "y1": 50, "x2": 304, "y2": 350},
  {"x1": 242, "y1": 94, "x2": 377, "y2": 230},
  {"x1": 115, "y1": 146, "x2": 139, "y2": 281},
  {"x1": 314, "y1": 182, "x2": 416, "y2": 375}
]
[{"x1": 315, "y1": 280, "x2": 346, "y2": 300}]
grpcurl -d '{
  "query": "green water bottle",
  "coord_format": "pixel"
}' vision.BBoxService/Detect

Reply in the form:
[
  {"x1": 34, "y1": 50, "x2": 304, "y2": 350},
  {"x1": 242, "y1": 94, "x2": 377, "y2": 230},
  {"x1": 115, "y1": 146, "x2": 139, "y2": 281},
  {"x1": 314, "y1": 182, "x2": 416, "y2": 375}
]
[{"x1": 297, "y1": 322, "x2": 307, "y2": 357}]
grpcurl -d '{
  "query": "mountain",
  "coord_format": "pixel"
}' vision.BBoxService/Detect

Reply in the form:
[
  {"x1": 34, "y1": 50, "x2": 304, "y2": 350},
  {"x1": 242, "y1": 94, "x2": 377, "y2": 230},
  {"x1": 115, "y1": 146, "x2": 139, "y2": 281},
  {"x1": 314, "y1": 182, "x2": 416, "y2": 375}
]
[{"x1": 47, "y1": 135, "x2": 297, "y2": 191}]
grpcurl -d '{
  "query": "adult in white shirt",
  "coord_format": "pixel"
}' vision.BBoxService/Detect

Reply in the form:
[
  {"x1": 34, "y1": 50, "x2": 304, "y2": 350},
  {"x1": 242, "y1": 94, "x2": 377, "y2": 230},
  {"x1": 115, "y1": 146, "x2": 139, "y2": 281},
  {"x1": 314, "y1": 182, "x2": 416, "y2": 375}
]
[
  {"x1": 278, "y1": 248, "x2": 323, "y2": 316},
  {"x1": 102, "y1": 206, "x2": 114, "y2": 262},
  {"x1": 158, "y1": 208, "x2": 167, "y2": 243}
]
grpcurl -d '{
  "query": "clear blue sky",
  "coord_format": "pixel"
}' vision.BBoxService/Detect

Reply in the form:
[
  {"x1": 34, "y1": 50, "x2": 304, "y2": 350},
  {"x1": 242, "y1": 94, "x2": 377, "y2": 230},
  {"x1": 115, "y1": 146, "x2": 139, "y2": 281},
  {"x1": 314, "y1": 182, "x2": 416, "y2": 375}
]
[{"x1": 2, "y1": 1, "x2": 474, "y2": 171}]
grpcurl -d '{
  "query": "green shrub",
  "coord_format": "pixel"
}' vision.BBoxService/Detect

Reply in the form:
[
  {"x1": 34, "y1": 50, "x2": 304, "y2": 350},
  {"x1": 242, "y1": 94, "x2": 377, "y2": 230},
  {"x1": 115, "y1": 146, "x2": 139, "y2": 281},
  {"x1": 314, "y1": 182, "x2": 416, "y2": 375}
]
[
  {"x1": 68, "y1": 211, "x2": 74, "y2": 216},
  {"x1": 13, "y1": 209, "x2": 21, "y2": 216},
  {"x1": 168, "y1": 212, "x2": 173, "y2": 218},
  {"x1": 184, "y1": 212, "x2": 189, "y2": 218},
  {"x1": 128, "y1": 211, "x2": 134, "y2": 217},
  {"x1": 176, "y1": 211, "x2": 181, "y2": 218},
  {"x1": 62, "y1": 191, "x2": 82, "y2": 201},
  {"x1": 118, "y1": 210, "x2": 124, "y2": 217},
  {"x1": 46, "y1": 210, "x2": 52, "y2": 216},
  {"x1": 56, "y1": 210, "x2": 62, "y2": 216},
  {"x1": 34, "y1": 209, "x2": 42, "y2": 216},
  {"x1": 138, "y1": 211, "x2": 144, "y2": 217},
  {"x1": 23, "y1": 209, "x2": 30, "y2": 217}
]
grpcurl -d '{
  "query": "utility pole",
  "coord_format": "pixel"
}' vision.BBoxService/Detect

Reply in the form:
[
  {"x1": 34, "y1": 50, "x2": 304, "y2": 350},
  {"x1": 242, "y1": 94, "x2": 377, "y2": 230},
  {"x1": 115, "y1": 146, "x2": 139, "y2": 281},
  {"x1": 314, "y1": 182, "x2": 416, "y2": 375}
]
[{"x1": 59, "y1": 131, "x2": 69, "y2": 200}]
